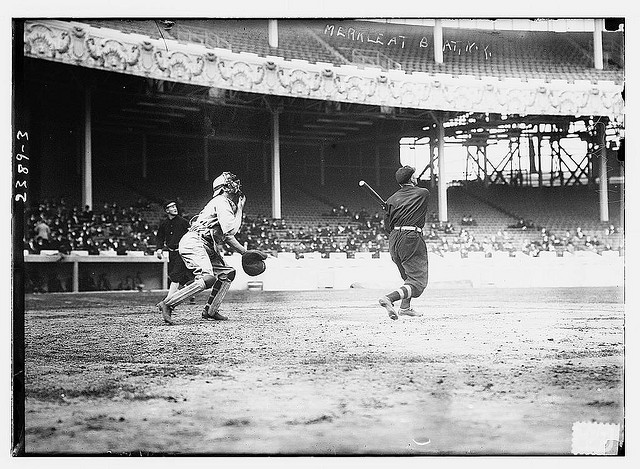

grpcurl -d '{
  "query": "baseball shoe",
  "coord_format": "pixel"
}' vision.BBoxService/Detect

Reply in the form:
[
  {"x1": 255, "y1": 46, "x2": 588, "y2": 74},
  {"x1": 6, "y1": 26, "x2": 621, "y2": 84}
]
[
  {"x1": 156, "y1": 301, "x2": 175, "y2": 325},
  {"x1": 202, "y1": 305, "x2": 228, "y2": 321},
  {"x1": 378, "y1": 296, "x2": 398, "y2": 320},
  {"x1": 398, "y1": 307, "x2": 423, "y2": 317}
]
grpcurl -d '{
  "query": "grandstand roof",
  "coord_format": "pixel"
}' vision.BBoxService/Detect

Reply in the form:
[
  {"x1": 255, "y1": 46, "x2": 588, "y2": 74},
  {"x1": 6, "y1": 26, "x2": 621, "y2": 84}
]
[
  {"x1": 79, "y1": 18, "x2": 623, "y2": 84},
  {"x1": 22, "y1": 18, "x2": 624, "y2": 145}
]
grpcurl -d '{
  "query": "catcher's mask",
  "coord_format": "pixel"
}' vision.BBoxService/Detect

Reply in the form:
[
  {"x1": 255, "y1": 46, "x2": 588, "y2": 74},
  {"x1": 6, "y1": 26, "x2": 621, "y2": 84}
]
[
  {"x1": 242, "y1": 250, "x2": 267, "y2": 276},
  {"x1": 212, "y1": 172, "x2": 242, "y2": 197}
]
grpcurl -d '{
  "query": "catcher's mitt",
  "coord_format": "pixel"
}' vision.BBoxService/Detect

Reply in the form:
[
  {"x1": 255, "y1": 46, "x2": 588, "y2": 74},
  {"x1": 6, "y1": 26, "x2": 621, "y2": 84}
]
[{"x1": 242, "y1": 250, "x2": 268, "y2": 276}]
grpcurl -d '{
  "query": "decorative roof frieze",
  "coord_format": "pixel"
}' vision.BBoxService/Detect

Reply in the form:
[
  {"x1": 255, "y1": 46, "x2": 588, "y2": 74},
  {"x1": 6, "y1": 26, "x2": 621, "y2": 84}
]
[{"x1": 24, "y1": 20, "x2": 624, "y2": 119}]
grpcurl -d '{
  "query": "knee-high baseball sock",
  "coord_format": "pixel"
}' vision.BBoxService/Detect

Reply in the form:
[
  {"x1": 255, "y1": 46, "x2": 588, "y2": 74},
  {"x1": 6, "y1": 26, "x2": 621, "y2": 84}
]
[
  {"x1": 206, "y1": 280, "x2": 231, "y2": 314},
  {"x1": 165, "y1": 278, "x2": 207, "y2": 307},
  {"x1": 204, "y1": 280, "x2": 220, "y2": 309},
  {"x1": 385, "y1": 284, "x2": 412, "y2": 304}
]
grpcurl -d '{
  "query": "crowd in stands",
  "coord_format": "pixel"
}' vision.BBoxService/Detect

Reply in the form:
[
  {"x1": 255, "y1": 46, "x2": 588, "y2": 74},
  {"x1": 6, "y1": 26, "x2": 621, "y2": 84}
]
[
  {"x1": 230, "y1": 210, "x2": 389, "y2": 257},
  {"x1": 24, "y1": 198, "x2": 622, "y2": 262},
  {"x1": 521, "y1": 226, "x2": 618, "y2": 256},
  {"x1": 24, "y1": 198, "x2": 156, "y2": 255},
  {"x1": 23, "y1": 197, "x2": 622, "y2": 293}
]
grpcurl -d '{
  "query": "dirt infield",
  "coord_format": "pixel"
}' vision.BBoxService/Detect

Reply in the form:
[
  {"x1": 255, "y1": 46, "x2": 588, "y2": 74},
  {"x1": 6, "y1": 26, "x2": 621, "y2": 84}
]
[{"x1": 21, "y1": 287, "x2": 624, "y2": 455}]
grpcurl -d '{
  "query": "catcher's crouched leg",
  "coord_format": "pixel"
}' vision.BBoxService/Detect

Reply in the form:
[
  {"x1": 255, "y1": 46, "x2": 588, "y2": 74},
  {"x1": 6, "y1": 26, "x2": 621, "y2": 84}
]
[
  {"x1": 203, "y1": 269, "x2": 236, "y2": 321},
  {"x1": 165, "y1": 275, "x2": 214, "y2": 307},
  {"x1": 159, "y1": 274, "x2": 215, "y2": 325}
]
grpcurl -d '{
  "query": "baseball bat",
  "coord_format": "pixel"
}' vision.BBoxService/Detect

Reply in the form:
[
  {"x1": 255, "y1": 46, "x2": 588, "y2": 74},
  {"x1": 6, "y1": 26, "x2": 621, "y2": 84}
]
[
  {"x1": 417, "y1": 163, "x2": 432, "y2": 180},
  {"x1": 358, "y1": 180, "x2": 387, "y2": 210}
]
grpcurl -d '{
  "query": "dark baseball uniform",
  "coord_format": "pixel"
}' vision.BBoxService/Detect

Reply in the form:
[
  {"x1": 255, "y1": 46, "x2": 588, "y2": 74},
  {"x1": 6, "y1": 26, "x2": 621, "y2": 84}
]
[
  {"x1": 156, "y1": 215, "x2": 194, "y2": 285},
  {"x1": 384, "y1": 185, "x2": 430, "y2": 297}
]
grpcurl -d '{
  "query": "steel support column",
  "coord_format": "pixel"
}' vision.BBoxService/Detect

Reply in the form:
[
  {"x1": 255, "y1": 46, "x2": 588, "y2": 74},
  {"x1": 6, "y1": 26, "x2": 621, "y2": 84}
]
[
  {"x1": 434, "y1": 19, "x2": 443, "y2": 64},
  {"x1": 82, "y1": 88, "x2": 92, "y2": 210},
  {"x1": 437, "y1": 124, "x2": 447, "y2": 222},
  {"x1": 599, "y1": 124, "x2": 609, "y2": 222},
  {"x1": 271, "y1": 111, "x2": 282, "y2": 219},
  {"x1": 594, "y1": 19, "x2": 604, "y2": 70}
]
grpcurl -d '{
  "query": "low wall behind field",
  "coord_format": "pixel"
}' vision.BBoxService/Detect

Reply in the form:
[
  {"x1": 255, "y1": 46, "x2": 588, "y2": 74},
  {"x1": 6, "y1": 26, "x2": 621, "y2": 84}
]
[
  {"x1": 240, "y1": 251, "x2": 624, "y2": 291},
  {"x1": 24, "y1": 251, "x2": 624, "y2": 293}
]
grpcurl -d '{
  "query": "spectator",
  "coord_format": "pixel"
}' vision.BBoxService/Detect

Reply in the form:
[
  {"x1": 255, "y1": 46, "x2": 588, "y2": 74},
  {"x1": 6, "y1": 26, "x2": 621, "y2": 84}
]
[
  {"x1": 34, "y1": 217, "x2": 51, "y2": 245},
  {"x1": 444, "y1": 222, "x2": 455, "y2": 234},
  {"x1": 54, "y1": 234, "x2": 72, "y2": 255},
  {"x1": 80, "y1": 205, "x2": 93, "y2": 223}
]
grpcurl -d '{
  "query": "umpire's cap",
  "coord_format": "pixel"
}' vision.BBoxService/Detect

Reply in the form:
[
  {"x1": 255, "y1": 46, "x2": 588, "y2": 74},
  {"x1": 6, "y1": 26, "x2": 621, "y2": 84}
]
[
  {"x1": 242, "y1": 250, "x2": 268, "y2": 276},
  {"x1": 395, "y1": 165, "x2": 416, "y2": 185}
]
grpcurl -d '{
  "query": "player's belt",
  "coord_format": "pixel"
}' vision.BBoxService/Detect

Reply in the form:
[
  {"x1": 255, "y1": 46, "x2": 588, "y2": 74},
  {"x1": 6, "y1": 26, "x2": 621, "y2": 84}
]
[{"x1": 394, "y1": 226, "x2": 423, "y2": 233}]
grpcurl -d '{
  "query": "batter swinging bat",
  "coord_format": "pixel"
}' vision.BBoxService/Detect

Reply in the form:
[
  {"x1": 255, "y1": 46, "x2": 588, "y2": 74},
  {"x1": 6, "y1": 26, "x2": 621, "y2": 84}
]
[{"x1": 358, "y1": 180, "x2": 387, "y2": 210}]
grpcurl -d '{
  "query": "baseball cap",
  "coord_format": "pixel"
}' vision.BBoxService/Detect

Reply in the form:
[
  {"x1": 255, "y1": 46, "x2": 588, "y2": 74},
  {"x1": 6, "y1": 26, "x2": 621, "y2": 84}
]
[{"x1": 395, "y1": 166, "x2": 416, "y2": 185}]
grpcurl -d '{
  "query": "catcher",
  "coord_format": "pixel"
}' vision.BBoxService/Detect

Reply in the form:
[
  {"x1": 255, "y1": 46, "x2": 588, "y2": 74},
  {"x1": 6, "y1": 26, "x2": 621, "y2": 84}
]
[{"x1": 156, "y1": 172, "x2": 268, "y2": 325}]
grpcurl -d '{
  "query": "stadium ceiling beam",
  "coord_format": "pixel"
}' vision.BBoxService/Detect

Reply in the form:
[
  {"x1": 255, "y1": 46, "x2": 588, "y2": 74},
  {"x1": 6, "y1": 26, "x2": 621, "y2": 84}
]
[
  {"x1": 23, "y1": 19, "x2": 624, "y2": 121},
  {"x1": 79, "y1": 79, "x2": 441, "y2": 131}
]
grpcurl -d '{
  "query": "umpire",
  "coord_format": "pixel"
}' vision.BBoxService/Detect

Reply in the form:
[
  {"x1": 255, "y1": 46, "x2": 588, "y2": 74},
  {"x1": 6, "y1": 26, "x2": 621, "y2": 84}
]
[
  {"x1": 379, "y1": 166, "x2": 429, "y2": 320},
  {"x1": 155, "y1": 201, "x2": 194, "y2": 300}
]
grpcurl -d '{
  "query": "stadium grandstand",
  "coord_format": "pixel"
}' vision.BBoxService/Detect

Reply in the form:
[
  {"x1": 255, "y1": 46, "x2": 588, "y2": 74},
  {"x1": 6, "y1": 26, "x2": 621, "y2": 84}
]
[{"x1": 16, "y1": 17, "x2": 624, "y2": 290}]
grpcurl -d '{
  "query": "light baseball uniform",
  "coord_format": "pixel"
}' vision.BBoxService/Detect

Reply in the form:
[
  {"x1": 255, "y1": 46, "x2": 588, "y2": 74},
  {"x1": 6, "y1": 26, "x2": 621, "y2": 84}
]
[{"x1": 179, "y1": 194, "x2": 242, "y2": 280}]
